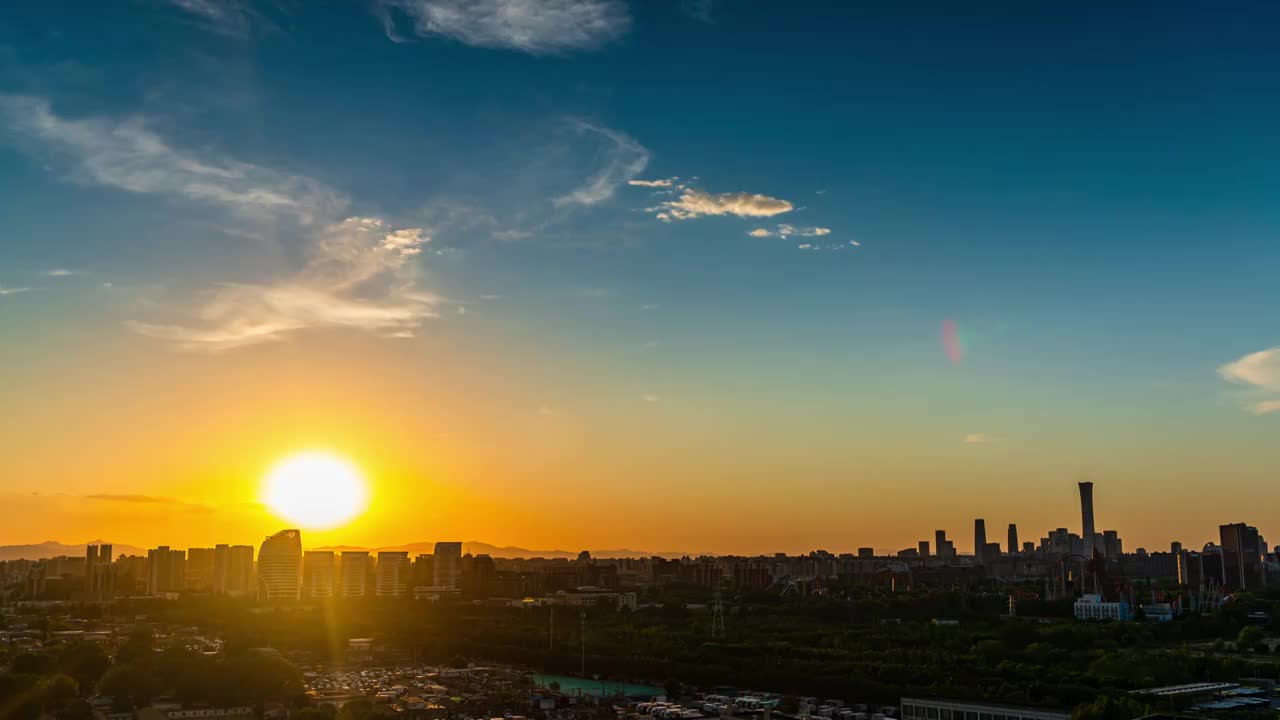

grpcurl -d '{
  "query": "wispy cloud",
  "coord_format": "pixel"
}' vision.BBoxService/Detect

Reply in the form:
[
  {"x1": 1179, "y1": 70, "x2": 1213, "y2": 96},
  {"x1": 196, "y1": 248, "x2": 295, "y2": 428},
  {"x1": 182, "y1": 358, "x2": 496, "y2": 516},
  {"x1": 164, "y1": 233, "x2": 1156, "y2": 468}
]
[
  {"x1": 46, "y1": 268, "x2": 79, "y2": 277},
  {"x1": 0, "y1": 94, "x2": 343, "y2": 225},
  {"x1": 2, "y1": 96, "x2": 445, "y2": 352},
  {"x1": 0, "y1": 285, "x2": 31, "y2": 296},
  {"x1": 554, "y1": 120, "x2": 650, "y2": 207},
  {"x1": 1219, "y1": 347, "x2": 1280, "y2": 415},
  {"x1": 628, "y1": 177, "x2": 676, "y2": 188},
  {"x1": 128, "y1": 217, "x2": 440, "y2": 351},
  {"x1": 375, "y1": 0, "x2": 630, "y2": 54},
  {"x1": 86, "y1": 493, "x2": 212, "y2": 512},
  {"x1": 164, "y1": 0, "x2": 252, "y2": 37},
  {"x1": 642, "y1": 393, "x2": 660, "y2": 402},
  {"x1": 748, "y1": 224, "x2": 831, "y2": 238},
  {"x1": 648, "y1": 187, "x2": 793, "y2": 222},
  {"x1": 963, "y1": 433, "x2": 1001, "y2": 444}
]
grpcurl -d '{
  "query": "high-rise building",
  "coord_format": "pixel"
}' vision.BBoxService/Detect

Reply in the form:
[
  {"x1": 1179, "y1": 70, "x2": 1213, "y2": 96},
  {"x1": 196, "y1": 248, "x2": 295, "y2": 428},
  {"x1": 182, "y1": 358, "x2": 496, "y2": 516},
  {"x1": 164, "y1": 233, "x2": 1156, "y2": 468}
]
[
  {"x1": 918, "y1": 541, "x2": 930, "y2": 558},
  {"x1": 257, "y1": 530, "x2": 302, "y2": 601},
  {"x1": 213, "y1": 544, "x2": 254, "y2": 596},
  {"x1": 974, "y1": 519, "x2": 987, "y2": 564},
  {"x1": 85, "y1": 544, "x2": 114, "y2": 600},
  {"x1": 934, "y1": 530, "x2": 947, "y2": 556},
  {"x1": 376, "y1": 551, "x2": 411, "y2": 597},
  {"x1": 857, "y1": 547, "x2": 874, "y2": 559},
  {"x1": 303, "y1": 551, "x2": 336, "y2": 598},
  {"x1": 413, "y1": 554, "x2": 434, "y2": 587},
  {"x1": 1022, "y1": 541, "x2": 1035, "y2": 554},
  {"x1": 1007, "y1": 524, "x2": 1018, "y2": 555},
  {"x1": 340, "y1": 551, "x2": 370, "y2": 597},
  {"x1": 1102, "y1": 530, "x2": 1121, "y2": 558},
  {"x1": 186, "y1": 547, "x2": 216, "y2": 591},
  {"x1": 1220, "y1": 523, "x2": 1265, "y2": 591},
  {"x1": 1078, "y1": 481, "x2": 1096, "y2": 557},
  {"x1": 433, "y1": 542, "x2": 463, "y2": 590},
  {"x1": 146, "y1": 546, "x2": 186, "y2": 595}
]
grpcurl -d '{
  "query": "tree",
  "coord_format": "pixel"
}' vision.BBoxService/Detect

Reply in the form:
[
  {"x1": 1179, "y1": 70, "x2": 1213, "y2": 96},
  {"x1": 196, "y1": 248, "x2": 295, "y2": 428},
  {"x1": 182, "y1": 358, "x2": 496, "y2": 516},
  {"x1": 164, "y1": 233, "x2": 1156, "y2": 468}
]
[
  {"x1": 1071, "y1": 695, "x2": 1146, "y2": 720},
  {"x1": 97, "y1": 663, "x2": 164, "y2": 710},
  {"x1": 10, "y1": 652, "x2": 56, "y2": 676},
  {"x1": 1237, "y1": 626, "x2": 1264, "y2": 652},
  {"x1": 58, "y1": 642, "x2": 110, "y2": 695}
]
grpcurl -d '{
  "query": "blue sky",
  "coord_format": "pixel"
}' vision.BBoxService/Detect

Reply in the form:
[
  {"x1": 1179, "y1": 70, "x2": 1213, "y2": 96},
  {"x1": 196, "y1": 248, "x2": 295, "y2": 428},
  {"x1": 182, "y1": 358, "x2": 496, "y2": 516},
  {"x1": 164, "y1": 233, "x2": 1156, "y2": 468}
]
[{"x1": 1, "y1": 1, "x2": 1279, "y2": 550}]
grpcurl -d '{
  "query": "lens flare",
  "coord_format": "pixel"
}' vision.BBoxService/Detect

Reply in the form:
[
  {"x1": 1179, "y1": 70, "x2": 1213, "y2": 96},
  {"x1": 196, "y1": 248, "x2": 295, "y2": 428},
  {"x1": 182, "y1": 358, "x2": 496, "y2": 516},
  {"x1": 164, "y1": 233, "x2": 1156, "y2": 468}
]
[{"x1": 941, "y1": 319, "x2": 966, "y2": 365}]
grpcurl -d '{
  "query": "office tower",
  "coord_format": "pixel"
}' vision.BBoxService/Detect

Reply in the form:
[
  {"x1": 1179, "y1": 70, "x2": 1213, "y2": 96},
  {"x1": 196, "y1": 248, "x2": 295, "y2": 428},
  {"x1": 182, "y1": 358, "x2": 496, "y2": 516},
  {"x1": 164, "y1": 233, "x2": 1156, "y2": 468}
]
[
  {"x1": 1007, "y1": 524, "x2": 1018, "y2": 555},
  {"x1": 1219, "y1": 523, "x2": 1266, "y2": 591},
  {"x1": 974, "y1": 519, "x2": 987, "y2": 564},
  {"x1": 303, "y1": 551, "x2": 336, "y2": 598},
  {"x1": 185, "y1": 547, "x2": 216, "y2": 591},
  {"x1": 256, "y1": 529, "x2": 302, "y2": 601},
  {"x1": 413, "y1": 554, "x2": 434, "y2": 587},
  {"x1": 1171, "y1": 541, "x2": 1183, "y2": 556},
  {"x1": 857, "y1": 547, "x2": 874, "y2": 558},
  {"x1": 115, "y1": 555, "x2": 148, "y2": 595},
  {"x1": 918, "y1": 541, "x2": 930, "y2": 558},
  {"x1": 1102, "y1": 530, "x2": 1121, "y2": 558},
  {"x1": 934, "y1": 530, "x2": 947, "y2": 557},
  {"x1": 212, "y1": 544, "x2": 254, "y2": 596},
  {"x1": 146, "y1": 546, "x2": 186, "y2": 595},
  {"x1": 340, "y1": 551, "x2": 370, "y2": 597},
  {"x1": 85, "y1": 544, "x2": 114, "y2": 600},
  {"x1": 1078, "y1": 481, "x2": 1096, "y2": 557},
  {"x1": 376, "y1": 551, "x2": 411, "y2": 597},
  {"x1": 1022, "y1": 541, "x2": 1034, "y2": 554},
  {"x1": 433, "y1": 542, "x2": 463, "y2": 590}
]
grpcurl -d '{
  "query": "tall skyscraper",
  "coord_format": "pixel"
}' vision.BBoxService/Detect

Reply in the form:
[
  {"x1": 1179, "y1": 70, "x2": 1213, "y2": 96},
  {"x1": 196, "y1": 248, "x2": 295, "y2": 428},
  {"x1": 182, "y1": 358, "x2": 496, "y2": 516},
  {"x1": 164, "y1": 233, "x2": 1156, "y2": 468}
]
[
  {"x1": 974, "y1": 519, "x2": 987, "y2": 564},
  {"x1": 918, "y1": 541, "x2": 930, "y2": 558},
  {"x1": 185, "y1": 548, "x2": 216, "y2": 591},
  {"x1": 376, "y1": 551, "x2": 411, "y2": 597},
  {"x1": 85, "y1": 544, "x2": 114, "y2": 600},
  {"x1": 1219, "y1": 523, "x2": 1265, "y2": 591},
  {"x1": 303, "y1": 551, "x2": 336, "y2": 598},
  {"x1": 257, "y1": 529, "x2": 302, "y2": 601},
  {"x1": 146, "y1": 546, "x2": 186, "y2": 595},
  {"x1": 433, "y1": 542, "x2": 462, "y2": 589},
  {"x1": 1078, "y1": 481, "x2": 1096, "y2": 557},
  {"x1": 1007, "y1": 524, "x2": 1018, "y2": 555},
  {"x1": 340, "y1": 551, "x2": 370, "y2": 597},
  {"x1": 213, "y1": 544, "x2": 255, "y2": 596}
]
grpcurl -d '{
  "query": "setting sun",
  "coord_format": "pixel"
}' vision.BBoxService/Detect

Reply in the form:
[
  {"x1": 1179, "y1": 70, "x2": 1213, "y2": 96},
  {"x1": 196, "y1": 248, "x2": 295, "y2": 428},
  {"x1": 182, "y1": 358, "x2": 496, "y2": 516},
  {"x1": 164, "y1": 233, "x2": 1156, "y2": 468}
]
[{"x1": 262, "y1": 452, "x2": 369, "y2": 530}]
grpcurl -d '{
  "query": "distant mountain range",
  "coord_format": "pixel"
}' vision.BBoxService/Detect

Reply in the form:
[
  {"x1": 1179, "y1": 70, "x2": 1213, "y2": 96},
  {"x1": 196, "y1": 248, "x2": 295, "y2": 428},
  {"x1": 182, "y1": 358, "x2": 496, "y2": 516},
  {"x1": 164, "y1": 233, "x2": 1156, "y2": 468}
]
[
  {"x1": 0, "y1": 540, "x2": 686, "y2": 561},
  {"x1": 0, "y1": 540, "x2": 148, "y2": 562},
  {"x1": 310, "y1": 541, "x2": 687, "y2": 559}
]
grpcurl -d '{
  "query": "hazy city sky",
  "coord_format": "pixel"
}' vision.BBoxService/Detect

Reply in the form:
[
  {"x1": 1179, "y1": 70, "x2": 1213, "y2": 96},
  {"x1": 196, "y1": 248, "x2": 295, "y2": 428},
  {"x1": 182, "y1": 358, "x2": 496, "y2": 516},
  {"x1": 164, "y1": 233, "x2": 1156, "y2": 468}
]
[{"x1": 1, "y1": 1, "x2": 1278, "y2": 554}]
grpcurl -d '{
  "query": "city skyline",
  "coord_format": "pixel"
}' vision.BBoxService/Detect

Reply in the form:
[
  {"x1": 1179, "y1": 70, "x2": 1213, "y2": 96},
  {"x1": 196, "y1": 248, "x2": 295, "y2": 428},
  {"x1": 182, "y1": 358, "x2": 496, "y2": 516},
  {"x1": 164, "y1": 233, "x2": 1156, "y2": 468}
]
[{"x1": 3, "y1": 2, "x2": 1280, "y2": 555}]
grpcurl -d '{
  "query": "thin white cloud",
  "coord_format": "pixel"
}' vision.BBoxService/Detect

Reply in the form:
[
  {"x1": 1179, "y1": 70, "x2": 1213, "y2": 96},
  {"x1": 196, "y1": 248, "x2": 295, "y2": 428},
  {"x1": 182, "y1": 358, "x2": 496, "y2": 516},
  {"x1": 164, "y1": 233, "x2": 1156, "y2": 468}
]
[
  {"x1": 650, "y1": 188, "x2": 793, "y2": 221},
  {"x1": 628, "y1": 177, "x2": 677, "y2": 188},
  {"x1": 553, "y1": 120, "x2": 649, "y2": 207},
  {"x1": 46, "y1": 268, "x2": 78, "y2": 277},
  {"x1": 0, "y1": 286, "x2": 31, "y2": 296},
  {"x1": 1219, "y1": 347, "x2": 1280, "y2": 415},
  {"x1": 164, "y1": 0, "x2": 252, "y2": 37},
  {"x1": 0, "y1": 94, "x2": 343, "y2": 225},
  {"x1": 749, "y1": 224, "x2": 831, "y2": 238},
  {"x1": 374, "y1": 0, "x2": 630, "y2": 54},
  {"x1": 128, "y1": 217, "x2": 439, "y2": 351},
  {"x1": 1251, "y1": 400, "x2": 1280, "y2": 415},
  {"x1": 964, "y1": 433, "x2": 995, "y2": 444},
  {"x1": 1219, "y1": 347, "x2": 1280, "y2": 391},
  {"x1": 642, "y1": 393, "x2": 660, "y2": 402}
]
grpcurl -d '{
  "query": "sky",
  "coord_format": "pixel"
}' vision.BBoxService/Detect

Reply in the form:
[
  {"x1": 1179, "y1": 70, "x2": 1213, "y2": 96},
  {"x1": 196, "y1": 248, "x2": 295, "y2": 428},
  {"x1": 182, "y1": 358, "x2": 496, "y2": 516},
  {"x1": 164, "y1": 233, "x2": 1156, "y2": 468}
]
[{"x1": 1, "y1": 1, "x2": 1279, "y2": 556}]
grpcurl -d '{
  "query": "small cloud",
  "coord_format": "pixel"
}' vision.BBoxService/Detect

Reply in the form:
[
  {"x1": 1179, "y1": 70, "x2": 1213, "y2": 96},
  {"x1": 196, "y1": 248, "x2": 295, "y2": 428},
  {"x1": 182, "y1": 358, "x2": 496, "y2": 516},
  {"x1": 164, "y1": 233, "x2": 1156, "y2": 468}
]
[
  {"x1": 628, "y1": 177, "x2": 677, "y2": 188},
  {"x1": 797, "y1": 243, "x2": 814, "y2": 250},
  {"x1": 963, "y1": 433, "x2": 1002, "y2": 444},
  {"x1": 642, "y1": 393, "x2": 660, "y2": 402},
  {"x1": 849, "y1": 240, "x2": 861, "y2": 247},
  {"x1": 1219, "y1": 347, "x2": 1280, "y2": 415},
  {"x1": 537, "y1": 405, "x2": 554, "y2": 416},
  {"x1": 164, "y1": 0, "x2": 252, "y2": 37},
  {"x1": 748, "y1": 228, "x2": 773, "y2": 238},
  {"x1": 0, "y1": 285, "x2": 31, "y2": 296},
  {"x1": 479, "y1": 294, "x2": 503, "y2": 301},
  {"x1": 640, "y1": 303, "x2": 659, "y2": 310},
  {"x1": 753, "y1": 224, "x2": 831, "y2": 238},
  {"x1": 493, "y1": 229, "x2": 532, "y2": 241},
  {"x1": 650, "y1": 188, "x2": 793, "y2": 221},
  {"x1": 1251, "y1": 400, "x2": 1280, "y2": 415},
  {"x1": 47, "y1": 268, "x2": 79, "y2": 277}
]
